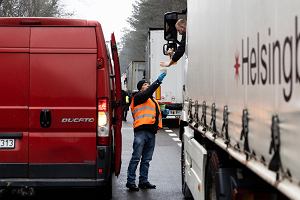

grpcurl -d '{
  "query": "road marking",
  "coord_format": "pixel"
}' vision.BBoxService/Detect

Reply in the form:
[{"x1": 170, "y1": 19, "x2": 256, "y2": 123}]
[{"x1": 165, "y1": 128, "x2": 181, "y2": 148}]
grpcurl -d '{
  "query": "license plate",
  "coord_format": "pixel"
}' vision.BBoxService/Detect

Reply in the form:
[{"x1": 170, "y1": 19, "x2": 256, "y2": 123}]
[
  {"x1": 170, "y1": 110, "x2": 181, "y2": 115},
  {"x1": 170, "y1": 110, "x2": 176, "y2": 115},
  {"x1": 0, "y1": 139, "x2": 15, "y2": 149}
]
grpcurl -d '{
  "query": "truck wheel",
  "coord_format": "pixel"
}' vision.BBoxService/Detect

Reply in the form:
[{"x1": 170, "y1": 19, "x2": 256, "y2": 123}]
[
  {"x1": 205, "y1": 151, "x2": 219, "y2": 200},
  {"x1": 181, "y1": 142, "x2": 193, "y2": 199}
]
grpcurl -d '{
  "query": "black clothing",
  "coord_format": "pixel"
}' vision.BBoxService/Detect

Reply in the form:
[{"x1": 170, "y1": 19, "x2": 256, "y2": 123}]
[
  {"x1": 138, "y1": 182, "x2": 156, "y2": 189},
  {"x1": 121, "y1": 90, "x2": 130, "y2": 121},
  {"x1": 126, "y1": 183, "x2": 139, "y2": 191},
  {"x1": 123, "y1": 105, "x2": 128, "y2": 121},
  {"x1": 121, "y1": 90, "x2": 127, "y2": 106},
  {"x1": 172, "y1": 33, "x2": 186, "y2": 62},
  {"x1": 132, "y1": 80, "x2": 162, "y2": 133}
]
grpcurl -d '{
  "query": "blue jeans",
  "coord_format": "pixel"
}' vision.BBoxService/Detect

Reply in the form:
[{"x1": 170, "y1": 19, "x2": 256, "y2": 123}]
[{"x1": 127, "y1": 130, "x2": 156, "y2": 185}]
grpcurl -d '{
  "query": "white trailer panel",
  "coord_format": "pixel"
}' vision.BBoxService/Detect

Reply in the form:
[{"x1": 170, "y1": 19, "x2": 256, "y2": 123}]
[
  {"x1": 185, "y1": 0, "x2": 300, "y2": 198},
  {"x1": 126, "y1": 61, "x2": 145, "y2": 92}
]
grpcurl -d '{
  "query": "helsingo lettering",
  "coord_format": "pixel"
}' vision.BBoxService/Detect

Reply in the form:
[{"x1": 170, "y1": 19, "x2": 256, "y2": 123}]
[{"x1": 241, "y1": 16, "x2": 300, "y2": 102}]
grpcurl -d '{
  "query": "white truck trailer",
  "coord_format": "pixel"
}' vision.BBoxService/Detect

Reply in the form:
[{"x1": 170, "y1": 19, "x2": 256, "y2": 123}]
[
  {"x1": 126, "y1": 61, "x2": 145, "y2": 93},
  {"x1": 146, "y1": 28, "x2": 184, "y2": 126},
  {"x1": 121, "y1": 72, "x2": 127, "y2": 91},
  {"x1": 164, "y1": 0, "x2": 300, "y2": 199}
]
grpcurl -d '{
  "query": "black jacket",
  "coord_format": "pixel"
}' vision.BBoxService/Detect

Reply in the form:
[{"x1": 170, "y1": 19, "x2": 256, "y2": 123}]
[
  {"x1": 132, "y1": 80, "x2": 162, "y2": 133},
  {"x1": 172, "y1": 33, "x2": 186, "y2": 62}
]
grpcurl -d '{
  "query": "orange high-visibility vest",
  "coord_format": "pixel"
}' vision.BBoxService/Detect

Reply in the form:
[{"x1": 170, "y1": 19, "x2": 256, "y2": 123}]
[{"x1": 130, "y1": 97, "x2": 162, "y2": 129}]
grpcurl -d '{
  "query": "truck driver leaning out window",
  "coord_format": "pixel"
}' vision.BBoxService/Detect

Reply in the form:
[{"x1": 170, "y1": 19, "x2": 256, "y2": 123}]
[
  {"x1": 160, "y1": 19, "x2": 186, "y2": 68},
  {"x1": 126, "y1": 72, "x2": 167, "y2": 191}
]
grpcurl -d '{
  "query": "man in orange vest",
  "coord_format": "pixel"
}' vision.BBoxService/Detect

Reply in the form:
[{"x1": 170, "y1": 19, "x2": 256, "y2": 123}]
[{"x1": 126, "y1": 72, "x2": 166, "y2": 191}]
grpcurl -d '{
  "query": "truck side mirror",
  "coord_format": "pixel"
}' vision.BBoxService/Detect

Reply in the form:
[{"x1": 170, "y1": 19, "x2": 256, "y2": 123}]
[
  {"x1": 163, "y1": 42, "x2": 177, "y2": 56},
  {"x1": 164, "y1": 12, "x2": 178, "y2": 42}
]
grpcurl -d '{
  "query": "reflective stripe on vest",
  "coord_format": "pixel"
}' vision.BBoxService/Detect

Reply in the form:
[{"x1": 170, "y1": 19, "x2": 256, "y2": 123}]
[
  {"x1": 130, "y1": 97, "x2": 162, "y2": 129},
  {"x1": 132, "y1": 106, "x2": 155, "y2": 115},
  {"x1": 135, "y1": 114, "x2": 155, "y2": 120}
]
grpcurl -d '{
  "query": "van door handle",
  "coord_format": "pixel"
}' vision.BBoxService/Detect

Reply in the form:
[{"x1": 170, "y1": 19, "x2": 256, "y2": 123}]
[{"x1": 40, "y1": 109, "x2": 51, "y2": 128}]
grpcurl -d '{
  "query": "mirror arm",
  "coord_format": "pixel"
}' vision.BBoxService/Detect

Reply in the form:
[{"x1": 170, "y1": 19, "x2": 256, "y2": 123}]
[{"x1": 181, "y1": 8, "x2": 187, "y2": 15}]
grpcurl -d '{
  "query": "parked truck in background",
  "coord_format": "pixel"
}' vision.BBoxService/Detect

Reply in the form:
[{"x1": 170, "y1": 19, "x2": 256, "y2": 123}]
[
  {"x1": 146, "y1": 28, "x2": 184, "y2": 127},
  {"x1": 0, "y1": 18, "x2": 122, "y2": 199},
  {"x1": 125, "y1": 61, "x2": 145, "y2": 93},
  {"x1": 121, "y1": 72, "x2": 128, "y2": 91},
  {"x1": 164, "y1": 0, "x2": 300, "y2": 199}
]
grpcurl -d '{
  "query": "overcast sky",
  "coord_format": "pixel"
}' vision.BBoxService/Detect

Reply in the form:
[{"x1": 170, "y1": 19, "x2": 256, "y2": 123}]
[{"x1": 61, "y1": 0, "x2": 134, "y2": 42}]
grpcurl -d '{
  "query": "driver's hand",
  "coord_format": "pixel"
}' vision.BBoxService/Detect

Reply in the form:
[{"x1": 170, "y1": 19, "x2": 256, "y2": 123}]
[{"x1": 167, "y1": 48, "x2": 174, "y2": 57}]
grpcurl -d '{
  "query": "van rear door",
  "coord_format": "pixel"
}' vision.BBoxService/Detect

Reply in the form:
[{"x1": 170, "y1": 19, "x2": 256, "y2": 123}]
[
  {"x1": 110, "y1": 33, "x2": 122, "y2": 176},
  {"x1": 0, "y1": 27, "x2": 30, "y2": 178},
  {"x1": 28, "y1": 27, "x2": 97, "y2": 178}
]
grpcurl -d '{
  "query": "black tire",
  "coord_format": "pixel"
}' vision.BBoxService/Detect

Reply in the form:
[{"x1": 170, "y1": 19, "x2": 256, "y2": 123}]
[
  {"x1": 104, "y1": 174, "x2": 113, "y2": 199},
  {"x1": 181, "y1": 142, "x2": 193, "y2": 199},
  {"x1": 96, "y1": 175, "x2": 112, "y2": 200},
  {"x1": 0, "y1": 188, "x2": 10, "y2": 200},
  {"x1": 205, "y1": 151, "x2": 219, "y2": 200}
]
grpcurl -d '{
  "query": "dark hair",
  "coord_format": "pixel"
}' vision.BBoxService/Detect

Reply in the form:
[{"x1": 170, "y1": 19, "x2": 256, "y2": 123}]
[{"x1": 137, "y1": 79, "x2": 148, "y2": 90}]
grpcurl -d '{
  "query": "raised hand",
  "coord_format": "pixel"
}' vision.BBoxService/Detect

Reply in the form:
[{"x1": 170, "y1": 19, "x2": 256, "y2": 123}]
[{"x1": 157, "y1": 72, "x2": 167, "y2": 82}]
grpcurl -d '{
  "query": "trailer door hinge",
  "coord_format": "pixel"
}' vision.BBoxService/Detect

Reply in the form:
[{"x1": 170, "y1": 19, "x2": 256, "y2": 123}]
[
  {"x1": 222, "y1": 105, "x2": 230, "y2": 145},
  {"x1": 240, "y1": 109, "x2": 250, "y2": 155},
  {"x1": 194, "y1": 100, "x2": 199, "y2": 128},
  {"x1": 200, "y1": 101, "x2": 207, "y2": 131},
  {"x1": 188, "y1": 99, "x2": 193, "y2": 123},
  {"x1": 210, "y1": 103, "x2": 217, "y2": 135},
  {"x1": 268, "y1": 115, "x2": 282, "y2": 174}
]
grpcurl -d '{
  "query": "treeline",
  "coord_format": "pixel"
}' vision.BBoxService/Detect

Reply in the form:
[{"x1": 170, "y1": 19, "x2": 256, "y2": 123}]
[
  {"x1": 119, "y1": 0, "x2": 187, "y2": 73},
  {"x1": 0, "y1": 0, "x2": 71, "y2": 17}
]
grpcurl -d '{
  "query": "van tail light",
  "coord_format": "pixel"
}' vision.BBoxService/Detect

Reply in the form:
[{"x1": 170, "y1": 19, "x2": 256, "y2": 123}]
[{"x1": 97, "y1": 98, "x2": 110, "y2": 145}]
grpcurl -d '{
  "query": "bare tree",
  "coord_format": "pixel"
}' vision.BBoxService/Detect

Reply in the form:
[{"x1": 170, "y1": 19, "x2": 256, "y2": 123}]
[{"x1": 0, "y1": 0, "x2": 72, "y2": 17}]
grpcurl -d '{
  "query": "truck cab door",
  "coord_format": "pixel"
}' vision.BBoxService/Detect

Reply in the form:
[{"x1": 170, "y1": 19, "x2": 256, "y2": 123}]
[{"x1": 110, "y1": 33, "x2": 122, "y2": 176}]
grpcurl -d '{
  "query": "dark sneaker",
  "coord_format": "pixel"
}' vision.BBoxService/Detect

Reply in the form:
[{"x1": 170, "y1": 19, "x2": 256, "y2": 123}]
[
  {"x1": 126, "y1": 183, "x2": 139, "y2": 191},
  {"x1": 138, "y1": 182, "x2": 156, "y2": 189}
]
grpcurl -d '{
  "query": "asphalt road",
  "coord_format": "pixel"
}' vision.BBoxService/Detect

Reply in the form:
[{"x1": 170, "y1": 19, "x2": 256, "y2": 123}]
[
  {"x1": 112, "y1": 116, "x2": 184, "y2": 200},
  {"x1": 0, "y1": 116, "x2": 184, "y2": 200}
]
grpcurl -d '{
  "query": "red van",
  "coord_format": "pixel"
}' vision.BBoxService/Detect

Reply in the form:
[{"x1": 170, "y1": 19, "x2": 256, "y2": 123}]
[{"x1": 0, "y1": 18, "x2": 122, "y2": 198}]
